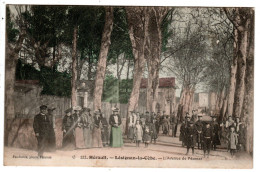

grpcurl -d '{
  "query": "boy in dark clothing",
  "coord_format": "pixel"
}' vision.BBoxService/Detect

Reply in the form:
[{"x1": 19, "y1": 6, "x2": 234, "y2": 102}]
[
  {"x1": 203, "y1": 122, "x2": 213, "y2": 158},
  {"x1": 185, "y1": 121, "x2": 196, "y2": 155}
]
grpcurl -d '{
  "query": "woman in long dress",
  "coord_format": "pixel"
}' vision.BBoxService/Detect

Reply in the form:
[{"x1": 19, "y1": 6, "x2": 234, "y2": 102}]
[
  {"x1": 62, "y1": 108, "x2": 75, "y2": 150},
  {"x1": 109, "y1": 108, "x2": 123, "y2": 147},
  {"x1": 82, "y1": 108, "x2": 93, "y2": 148},
  {"x1": 73, "y1": 106, "x2": 85, "y2": 149},
  {"x1": 92, "y1": 111, "x2": 103, "y2": 148}
]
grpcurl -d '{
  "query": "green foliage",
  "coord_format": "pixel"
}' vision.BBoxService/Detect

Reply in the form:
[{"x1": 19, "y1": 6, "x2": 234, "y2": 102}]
[
  {"x1": 161, "y1": 8, "x2": 174, "y2": 52},
  {"x1": 102, "y1": 75, "x2": 132, "y2": 104},
  {"x1": 108, "y1": 7, "x2": 133, "y2": 63},
  {"x1": 16, "y1": 59, "x2": 71, "y2": 97},
  {"x1": 23, "y1": 6, "x2": 67, "y2": 48},
  {"x1": 39, "y1": 66, "x2": 71, "y2": 96},
  {"x1": 6, "y1": 6, "x2": 19, "y2": 43}
]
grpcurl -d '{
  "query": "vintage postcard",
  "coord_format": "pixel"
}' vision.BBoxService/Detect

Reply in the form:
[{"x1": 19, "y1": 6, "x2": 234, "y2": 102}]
[{"x1": 2, "y1": 3, "x2": 254, "y2": 168}]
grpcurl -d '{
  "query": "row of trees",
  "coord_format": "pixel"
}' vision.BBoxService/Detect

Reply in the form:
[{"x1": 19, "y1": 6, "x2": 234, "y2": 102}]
[{"x1": 6, "y1": 6, "x2": 254, "y2": 153}]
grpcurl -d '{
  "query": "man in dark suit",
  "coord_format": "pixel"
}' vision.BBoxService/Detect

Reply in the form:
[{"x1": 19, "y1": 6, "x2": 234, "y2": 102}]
[
  {"x1": 170, "y1": 113, "x2": 178, "y2": 137},
  {"x1": 33, "y1": 105, "x2": 52, "y2": 156},
  {"x1": 195, "y1": 115, "x2": 203, "y2": 149}
]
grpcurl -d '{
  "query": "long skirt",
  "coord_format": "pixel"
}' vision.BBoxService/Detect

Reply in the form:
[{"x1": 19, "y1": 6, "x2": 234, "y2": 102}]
[
  {"x1": 75, "y1": 127, "x2": 85, "y2": 149},
  {"x1": 110, "y1": 127, "x2": 123, "y2": 147},
  {"x1": 62, "y1": 128, "x2": 75, "y2": 150},
  {"x1": 128, "y1": 126, "x2": 135, "y2": 139},
  {"x1": 83, "y1": 128, "x2": 92, "y2": 148},
  {"x1": 47, "y1": 128, "x2": 56, "y2": 152},
  {"x1": 143, "y1": 133, "x2": 151, "y2": 143},
  {"x1": 92, "y1": 127, "x2": 103, "y2": 148},
  {"x1": 102, "y1": 127, "x2": 109, "y2": 145}
]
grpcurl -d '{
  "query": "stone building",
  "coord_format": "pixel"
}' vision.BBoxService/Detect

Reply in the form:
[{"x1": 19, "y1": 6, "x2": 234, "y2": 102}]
[{"x1": 139, "y1": 77, "x2": 177, "y2": 115}]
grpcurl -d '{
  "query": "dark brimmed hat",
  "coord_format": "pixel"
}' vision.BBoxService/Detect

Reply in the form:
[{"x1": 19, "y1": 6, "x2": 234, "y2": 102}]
[
  {"x1": 112, "y1": 107, "x2": 119, "y2": 112},
  {"x1": 146, "y1": 111, "x2": 149, "y2": 113},
  {"x1": 73, "y1": 106, "x2": 82, "y2": 111},
  {"x1": 48, "y1": 107, "x2": 56, "y2": 111},
  {"x1": 83, "y1": 107, "x2": 91, "y2": 112},
  {"x1": 40, "y1": 105, "x2": 47, "y2": 110},
  {"x1": 65, "y1": 108, "x2": 72, "y2": 113}
]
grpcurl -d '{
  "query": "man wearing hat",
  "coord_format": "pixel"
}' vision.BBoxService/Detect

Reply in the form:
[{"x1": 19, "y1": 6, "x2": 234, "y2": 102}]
[
  {"x1": 47, "y1": 107, "x2": 56, "y2": 152},
  {"x1": 185, "y1": 121, "x2": 196, "y2": 155},
  {"x1": 211, "y1": 115, "x2": 220, "y2": 150},
  {"x1": 109, "y1": 107, "x2": 123, "y2": 147},
  {"x1": 128, "y1": 110, "x2": 137, "y2": 143},
  {"x1": 195, "y1": 114, "x2": 203, "y2": 149},
  {"x1": 170, "y1": 112, "x2": 178, "y2": 137},
  {"x1": 33, "y1": 105, "x2": 52, "y2": 156},
  {"x1": 62, "y1": 108, "x2": 75, "y2": 150},
  {"x1": 202, "y1": 122, "x2": 213, "y2": 158}
]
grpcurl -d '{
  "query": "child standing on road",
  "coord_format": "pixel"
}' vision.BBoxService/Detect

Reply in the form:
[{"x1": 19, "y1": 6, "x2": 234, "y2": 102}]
[
  {"x1": 134, "y1": 120, "x2": 143, "y2": 147},
  {"x1": 143, "y1": 124, "x2": 151, "y2": 148},
  {"x1": 228, "y1": 126, "x2": 238, "y2": 157}
]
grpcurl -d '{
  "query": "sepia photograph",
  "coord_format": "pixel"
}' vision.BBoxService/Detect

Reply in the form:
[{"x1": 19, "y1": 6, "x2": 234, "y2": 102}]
[{"x1": 1, "y1": 1, "x2": 255, "y2": 168}]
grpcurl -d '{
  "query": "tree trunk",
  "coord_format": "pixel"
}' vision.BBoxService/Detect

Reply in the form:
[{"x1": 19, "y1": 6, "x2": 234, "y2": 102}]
[
  {"x1": 242, "y1": 11, "x2": 254, "y2": 154},
  {"x1": 5, "y1": 50, "x2": 17, "y2": 119},
  {"x1": 125, "y1": 7, "x2": 149, "y2": 134},
  {"x1": 233, "y1": 21, "x2": 249, "y2": 117},
  {"x1": 93, "y1": 7, "x2": 114, "y2": 111},
  {"x1": 226, "y1": 29, "x2": 238, "y2": 117},
  {"x1": 5, "y1": 29, "x2": 26, "y2": 146},
  {"x1": 71, "y1": 26, "x2": 78, "y2": 107},
  {"x1": 146, "y1": 7, "x2": 168, "y2": 113}
]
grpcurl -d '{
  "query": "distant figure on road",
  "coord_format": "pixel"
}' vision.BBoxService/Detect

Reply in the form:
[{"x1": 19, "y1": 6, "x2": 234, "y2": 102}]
[
  {"x1": 185, "y1": 121, "x2": 196, "y2": 155},
  {"x1": 202, "y1": 122, "x2": 213, "y2": 158},
  {"x1": 170, "y1": 113, "x2": 178, "y2": 137},
  {"x1": 228, "y1": 126, "x2": 238, "y2": 157},
  {"x1": 134, "y1": 120, "x2": 143, "y2": 147},
  {"x1": 128, "y1": 111, "x2": 137, "y2": 143},
  {"x1": 195, "y1": 115, "x2": 203, "y2": 149},
  {"x1": 109, "y1": 107, "x2": 123, "y2": 147}
]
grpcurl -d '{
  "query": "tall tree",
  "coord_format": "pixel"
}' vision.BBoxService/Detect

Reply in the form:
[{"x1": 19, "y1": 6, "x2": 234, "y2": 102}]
[
  {"x1": 5, "y1": 6, "x2": 27, "y2": 119},
  {"x1": 93, "y1": 7, "x2": 114, "y2": 111},
  {"x1": 146, "y1": 7, "x2": 169, "y2": 112},
  {"x1": 224, "y1": 7, "x2": 254, "y2": 153},
  {"x1": 125, "y1": 7, "x2": 149, "y2": 113}
]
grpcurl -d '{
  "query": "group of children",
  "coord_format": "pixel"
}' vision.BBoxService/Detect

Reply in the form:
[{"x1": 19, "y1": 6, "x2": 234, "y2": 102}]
[
  {"x1": 180, "y1": 114, "x2": 245, "y2": 158},
  {"x1": 127, "y1": 111, "x2": 158, "y2": 148}
]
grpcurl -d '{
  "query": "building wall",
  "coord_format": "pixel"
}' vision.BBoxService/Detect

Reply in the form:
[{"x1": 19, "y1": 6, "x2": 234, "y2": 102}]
[
  {"x1": 139, "y1": 87, "x2": 176, "y2": 115},
  {"x1": 198, "y1": 92, "x2": 209, "y2": 108}
]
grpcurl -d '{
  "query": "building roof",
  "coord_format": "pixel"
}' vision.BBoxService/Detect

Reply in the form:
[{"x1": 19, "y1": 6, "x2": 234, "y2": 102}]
[
  {"x1": 140, "y1": 77, "x2": 175, "y2": 88},
  {"x1": 16, "y1": 80, "x2": 40, "y2": 85}
]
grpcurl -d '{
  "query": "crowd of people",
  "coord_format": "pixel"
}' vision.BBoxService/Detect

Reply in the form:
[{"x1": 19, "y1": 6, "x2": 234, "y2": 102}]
[
  {"x1": 33, "y1": 105, "x2": 123, "y2": 156},
  {"x1": 179, "y1": 112, "x2": 247, "y2": 158},
  {"x1": 33, "y1": 105, "x2": 246, "y2": 158}
]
